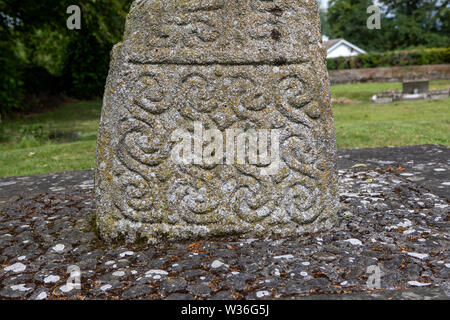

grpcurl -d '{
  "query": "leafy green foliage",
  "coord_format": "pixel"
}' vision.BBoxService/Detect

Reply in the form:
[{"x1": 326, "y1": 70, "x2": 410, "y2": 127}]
[
  {"x1": 0, "y1": 37, "x2": 23, "y2": 116},
  {"x1": 0, "y1": 0, "x2": 132, "y2": 115},
  {"x1": 0, "y1": 8, "x2": 23, "y2": 117},
  {"x1": 60, "y1": 0, "x2": 131, "y2": 99},
  {"x1": 327, "y1": 0, "x2": 450, "y2": 52},
  {"x1": 61, "y1": 33, "x2": 112, "y2": 99},
  {"x1": 327, "y1": 0, "x2": 385, "y2": 51}
]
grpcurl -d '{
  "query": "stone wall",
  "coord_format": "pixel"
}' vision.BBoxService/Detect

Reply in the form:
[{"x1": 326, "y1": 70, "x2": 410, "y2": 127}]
[{"x1": 329, "y1": 64, "x2": 450, "y2": 85}]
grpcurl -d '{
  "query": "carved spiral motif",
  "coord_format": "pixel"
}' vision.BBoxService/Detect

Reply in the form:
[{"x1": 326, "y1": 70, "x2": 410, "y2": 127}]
[
  {"x1": 133, "y1": 73, "x2": 168, "y2": 114},
  {"x1": 192, "y1": 20, "x2": 220, "y2": 43},
  {"x1": 279, "y1": 75, "x2": 312, "y2": 108},
  {"x1": 230, "y1": 164, "x2": 276, "y2": 223},
  {"x1": 283, "y1": 178, "x2": 323, "y2": 224},
  {"x1": 167, "y1": 179, "x2": 220, "y2": 225},
  {"x1": 112, "y1": 64, "x2": 329, "y2": 226},
  {"x1": 119, "y1": 118, "x2": 171, "y2": 167},
  {"x1": 227, "y1": 75, "x2": 268, "y2": 112},
  {"x1": 120, "y1": 173, "x2": 151, "y2": 210},
  {"x1": 281, "y1": 135, "x2": 320, "y2": 177},
  {"x1": 277, "y1": 74, "x2": 322, "y2": 126},
  {"x1": 231, "y1": 183, "x2": 275, "y2": 223},
  {"x1": 113, "y1": 170, "x2": 166, "y2": 223},
  {"x1": 179, "y1": 74, "x2": 219, "y2": 120}
]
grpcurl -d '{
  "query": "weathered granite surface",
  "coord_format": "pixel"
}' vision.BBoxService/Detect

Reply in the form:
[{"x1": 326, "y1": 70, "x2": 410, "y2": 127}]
[
  {"x1": 0, "y1": 145, "x2": 448, "y2": 300},
  {"x1": 339, "y1": 144, "x2": 450, "y2": 201},
  {"x1": 95, "y1": 0, "x2": 338, "y2": 243}
]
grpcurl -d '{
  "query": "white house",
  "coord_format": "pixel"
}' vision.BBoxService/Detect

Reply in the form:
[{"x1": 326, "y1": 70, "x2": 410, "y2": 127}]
[{"x1": 323, "y1": 38, "x2": 366, "y2": 59}]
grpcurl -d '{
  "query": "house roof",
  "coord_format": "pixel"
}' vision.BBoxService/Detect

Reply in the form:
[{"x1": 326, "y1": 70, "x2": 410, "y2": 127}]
[
  {"x1": 323, "y1": 38, "x2": 344, "y2": 50},
  {"x1": 324, "y1": 38, "x2": 366, "y2": 54}
]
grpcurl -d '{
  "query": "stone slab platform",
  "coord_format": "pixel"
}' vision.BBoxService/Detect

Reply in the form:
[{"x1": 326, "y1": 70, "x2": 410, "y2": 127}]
[{"x1": 0, "y1": 145, "x2": 448, "y2": 300}]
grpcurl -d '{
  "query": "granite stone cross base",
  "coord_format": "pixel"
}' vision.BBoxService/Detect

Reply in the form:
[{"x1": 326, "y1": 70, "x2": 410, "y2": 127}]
[
  {"x1": 0, "y1": 145, "x2": 448, "y2": 300},
  {"x1": 95, "y1": 0, "x2": 339, "y2": 243}
]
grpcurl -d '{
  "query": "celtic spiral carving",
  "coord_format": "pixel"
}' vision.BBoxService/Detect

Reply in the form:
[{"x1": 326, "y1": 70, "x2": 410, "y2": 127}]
[
  {"x1": 107, "y1": 64, "x2": 334, "y2": 228},
  {"x1": 96, "y1": 0, "x2": 338, "y2": 242},
  {"x1": 132, "y1": 73, "x2": 168, "y2": 114}
]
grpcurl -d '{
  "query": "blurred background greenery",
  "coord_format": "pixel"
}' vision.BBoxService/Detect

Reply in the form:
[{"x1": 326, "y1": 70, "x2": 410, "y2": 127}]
[
  {"x1": 0, "y1": 0, "x2": 132, "y2": 117},
  {"x1": 1, "y1": 0, "x2": 449, "y2": 117},
  {"x1": 0, "y1": 0, "x2": 449, "y2": 177},
  {"x1": 322, "y1": 0, "x2": 450, "y2": 52}
]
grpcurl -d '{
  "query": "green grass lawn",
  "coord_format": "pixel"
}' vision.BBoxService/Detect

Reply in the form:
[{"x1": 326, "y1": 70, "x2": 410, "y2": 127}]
[
  {"x1": 0, "y1": 100, "x2": 101, "y2": 177},
  {"x1": 331, "y1": 79, "x2": 450, "y2": 103},
  {"x1": 1, "y1": 80, "x2": 449, "y2": 177},
  {"x1": 331, "y1": 80, "x2": 450, "y2": 149}
]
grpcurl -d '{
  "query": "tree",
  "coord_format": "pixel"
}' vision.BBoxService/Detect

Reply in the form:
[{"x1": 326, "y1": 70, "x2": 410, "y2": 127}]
[
  {"x1": 379, "y1": 0, "x2": 450, "y2": 49},
  {"x1": 0, "y1": 0, "x2": 133, "y2": 115},
  {"x1": 328, "y1": 0, "x2": 450, "y2": 52},
  {"x1": 327, "y1": 0, "x2": 385, "y2": 51},
  {"x1": 60, "y1": 0, "x2": 132, "y2": 98}
]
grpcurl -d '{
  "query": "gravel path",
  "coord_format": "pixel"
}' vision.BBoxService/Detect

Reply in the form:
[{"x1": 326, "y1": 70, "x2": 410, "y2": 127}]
[{"x1": 0, "y1": 145, "x2": 448, "y2": 300}]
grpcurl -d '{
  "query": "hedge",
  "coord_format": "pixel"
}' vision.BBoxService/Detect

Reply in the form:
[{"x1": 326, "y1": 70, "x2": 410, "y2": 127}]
[{"x1": 327, "y1": 47, "x2": 450, "y2": 71}]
